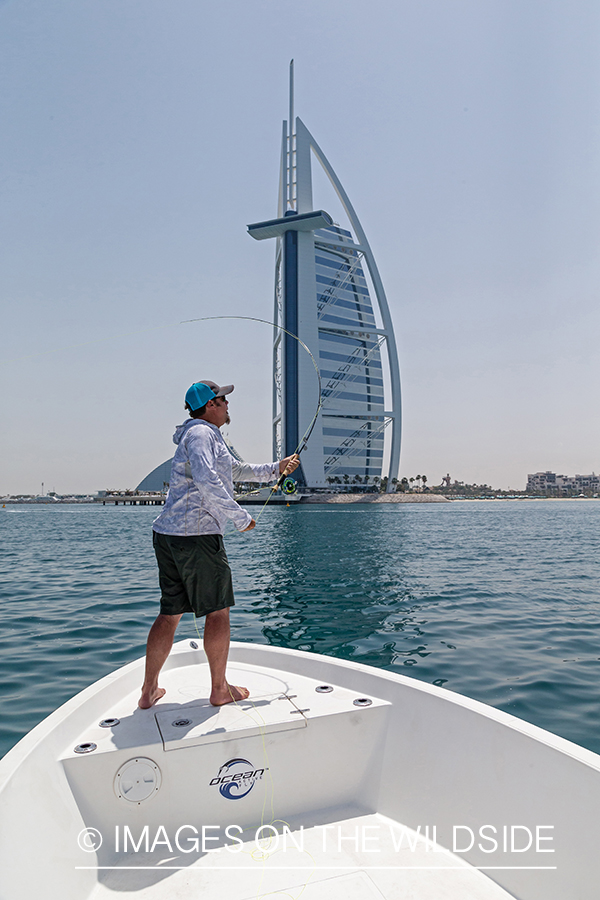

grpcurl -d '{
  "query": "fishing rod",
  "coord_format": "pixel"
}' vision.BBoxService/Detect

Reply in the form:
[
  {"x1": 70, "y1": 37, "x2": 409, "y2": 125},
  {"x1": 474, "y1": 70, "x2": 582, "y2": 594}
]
[{"x1": 180, "y1": 314, "x2": 323, "y2": 501}]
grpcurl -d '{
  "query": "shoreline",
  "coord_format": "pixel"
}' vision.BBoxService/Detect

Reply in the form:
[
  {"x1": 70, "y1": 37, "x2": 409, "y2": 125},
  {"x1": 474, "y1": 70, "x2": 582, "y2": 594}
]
[
  {"x1": 301, "y1": 492, "x2": 449, "y2": 503},
  {"x1": 2, "y1": 495, "x2": 599, "y2": 506}
]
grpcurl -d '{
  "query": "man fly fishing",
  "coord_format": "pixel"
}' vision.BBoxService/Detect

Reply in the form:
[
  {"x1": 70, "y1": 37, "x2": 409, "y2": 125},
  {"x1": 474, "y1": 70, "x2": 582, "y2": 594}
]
[{"x1": 138, "y1": 379, "x2": 299, "y2": 709}]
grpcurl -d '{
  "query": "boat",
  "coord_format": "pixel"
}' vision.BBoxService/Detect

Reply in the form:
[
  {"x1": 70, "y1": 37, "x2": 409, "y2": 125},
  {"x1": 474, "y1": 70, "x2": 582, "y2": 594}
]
[{"x1": 0, "y1": 639, "x2": 598, "y2": 899}]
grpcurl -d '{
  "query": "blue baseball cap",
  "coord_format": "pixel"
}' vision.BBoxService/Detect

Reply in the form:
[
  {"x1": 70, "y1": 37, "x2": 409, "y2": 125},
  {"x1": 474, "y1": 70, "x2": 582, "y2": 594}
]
[{"x1": 185, "y1": 380, "x2": 234, "y2": 411}]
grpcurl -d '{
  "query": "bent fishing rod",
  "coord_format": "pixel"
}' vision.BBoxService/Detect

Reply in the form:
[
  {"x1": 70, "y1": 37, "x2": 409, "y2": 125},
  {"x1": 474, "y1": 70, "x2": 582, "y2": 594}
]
[{"x1": 181, "y1": 314, "x2": 323, "y2": 493}]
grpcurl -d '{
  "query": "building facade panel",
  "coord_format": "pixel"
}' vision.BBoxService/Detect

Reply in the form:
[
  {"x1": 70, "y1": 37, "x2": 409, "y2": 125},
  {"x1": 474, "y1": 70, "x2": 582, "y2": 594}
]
[{"x1": 251, "y1": 104, "x2": 401, "y2": 490}]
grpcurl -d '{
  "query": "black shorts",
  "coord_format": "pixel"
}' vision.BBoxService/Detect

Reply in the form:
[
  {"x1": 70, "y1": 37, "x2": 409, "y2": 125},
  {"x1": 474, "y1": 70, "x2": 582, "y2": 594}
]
[{"x1": 152, "y1": 531, "x2": 235, "y2": 618}]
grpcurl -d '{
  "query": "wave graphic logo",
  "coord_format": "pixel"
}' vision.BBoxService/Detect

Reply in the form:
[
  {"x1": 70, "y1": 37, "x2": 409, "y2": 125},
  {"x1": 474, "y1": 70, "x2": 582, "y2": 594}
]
[{"x1": 209, "y1": 758, "x2": 267, "y2": 800}]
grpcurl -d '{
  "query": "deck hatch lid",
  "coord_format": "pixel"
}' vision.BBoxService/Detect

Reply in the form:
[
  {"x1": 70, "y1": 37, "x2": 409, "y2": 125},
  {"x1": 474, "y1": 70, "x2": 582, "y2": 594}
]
[{"x1": 155, "y1": 693, "x2": 306, "y2": 751}]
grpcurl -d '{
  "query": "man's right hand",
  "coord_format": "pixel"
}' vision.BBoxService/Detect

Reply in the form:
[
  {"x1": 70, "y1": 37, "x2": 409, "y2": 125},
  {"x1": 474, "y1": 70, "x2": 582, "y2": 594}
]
[{"x1": 242, "y1": 519, "x2": 256, "y2": 531}]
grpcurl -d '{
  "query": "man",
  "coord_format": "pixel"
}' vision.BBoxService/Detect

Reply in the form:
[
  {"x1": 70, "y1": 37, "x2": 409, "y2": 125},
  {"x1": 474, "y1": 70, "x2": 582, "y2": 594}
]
[{"x1": 138, "y1": 379, "x2": 299, "y2": 709}]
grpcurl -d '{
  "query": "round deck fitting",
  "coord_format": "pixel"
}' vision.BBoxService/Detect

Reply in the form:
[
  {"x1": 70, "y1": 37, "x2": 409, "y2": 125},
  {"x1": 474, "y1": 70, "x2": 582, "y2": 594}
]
[
  {"x1": 315, "y1": 685, "x2": 333, "y2": 693},
  {"x1": 172, "y1": 718, "x2": 192, "y2": 727},
  {"x1": 353, "y1": 698, "x2": 372, "y2": 707},
  {"x1": 99, "y1": 717, "x2": 120, "y2": 728},
  {"x1": 114, "y1": 758, "x2": 162, "y2": 803},
  {"x1": 74, "y1": 742, "x2": 97, "y2": 754}
]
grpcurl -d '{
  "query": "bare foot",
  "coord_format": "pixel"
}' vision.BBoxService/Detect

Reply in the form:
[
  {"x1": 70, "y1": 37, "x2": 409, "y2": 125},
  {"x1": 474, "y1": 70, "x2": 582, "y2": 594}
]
[
  {"x1": 210, "y1": 683, "x2": 250, "y2": 706},
  {"x1": 138, "y1": 687, "x2": 166, "y2": 709}
]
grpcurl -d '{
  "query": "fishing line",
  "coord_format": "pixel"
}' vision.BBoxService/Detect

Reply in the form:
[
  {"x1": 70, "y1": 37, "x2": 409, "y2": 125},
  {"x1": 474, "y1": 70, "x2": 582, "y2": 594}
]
[
  {"x1": 184, "y1": 645, "x2": 317, "y2": 893},
  {"x1": 4, "y1": 312, "x2": 322, "y2": 512},
  {"x1": 7, "y1": 312, "x2": 320, "y2": 895},
  {"x1": 2, "y1": 312, "x2": 323, "y2": 459},
  {"x1": 15, "y1": 309, "x2": 320, "y2": 892},
  {"x1": 210, "y1": 682, "x2": 318, "y2": 898}
]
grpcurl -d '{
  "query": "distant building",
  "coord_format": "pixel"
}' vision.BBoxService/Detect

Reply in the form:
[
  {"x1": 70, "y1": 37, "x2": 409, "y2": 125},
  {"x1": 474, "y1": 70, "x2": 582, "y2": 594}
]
[
  {"x1": 527, "y1": 471, "x2": 599, "y2": 494},
  {"x1": 247, "y1": 62, "x2": 401, "y2": 490},
  {"x1": 136, "y1": 459, "x2": 172, "y2": 493}
]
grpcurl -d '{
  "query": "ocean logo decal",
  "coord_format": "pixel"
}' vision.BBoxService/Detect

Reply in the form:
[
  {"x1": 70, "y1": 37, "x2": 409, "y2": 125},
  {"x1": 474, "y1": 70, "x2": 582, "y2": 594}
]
[{"x1": 209, "y1": 758, "x2": 267, "y2": 800}]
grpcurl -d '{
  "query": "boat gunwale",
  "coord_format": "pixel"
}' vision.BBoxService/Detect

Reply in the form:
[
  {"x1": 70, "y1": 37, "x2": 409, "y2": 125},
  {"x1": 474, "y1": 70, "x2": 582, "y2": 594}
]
[{"x1": 2, "y1": 638, "x2": 600, "y2": 786}]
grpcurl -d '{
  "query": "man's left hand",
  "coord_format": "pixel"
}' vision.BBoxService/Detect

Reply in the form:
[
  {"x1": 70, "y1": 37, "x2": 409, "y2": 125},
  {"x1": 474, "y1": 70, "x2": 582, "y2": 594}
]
[{"x1": 279, "y1": 454, "x2": 300, "y2": 476}]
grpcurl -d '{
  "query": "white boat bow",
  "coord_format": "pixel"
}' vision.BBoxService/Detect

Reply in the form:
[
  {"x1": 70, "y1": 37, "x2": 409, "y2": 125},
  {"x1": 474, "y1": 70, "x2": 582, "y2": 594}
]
[{"x1": 0, "y1": 640, "x2": 598, "y2": 899}]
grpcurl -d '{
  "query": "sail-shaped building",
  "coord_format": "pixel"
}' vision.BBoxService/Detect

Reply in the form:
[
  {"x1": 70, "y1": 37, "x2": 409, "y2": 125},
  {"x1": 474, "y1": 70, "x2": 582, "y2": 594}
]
[{"x1": 248, "y1": 64, "x2": 401, "y2": 490}]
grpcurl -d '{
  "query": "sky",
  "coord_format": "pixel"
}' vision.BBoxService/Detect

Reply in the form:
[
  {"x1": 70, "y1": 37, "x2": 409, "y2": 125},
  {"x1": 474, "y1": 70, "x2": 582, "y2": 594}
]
[{"x1": 1, "y1": 0, "x2": 599, "y2": 494}]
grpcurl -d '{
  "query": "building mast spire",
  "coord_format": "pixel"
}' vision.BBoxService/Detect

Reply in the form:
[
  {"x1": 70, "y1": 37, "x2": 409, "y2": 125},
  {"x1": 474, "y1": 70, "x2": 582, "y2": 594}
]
[
  {"x1": 289, "y1": 58, "x2": 294, "y2": 135},
  {"x1": 288, "y1": 59, "x2": 295, "y2": 211}
]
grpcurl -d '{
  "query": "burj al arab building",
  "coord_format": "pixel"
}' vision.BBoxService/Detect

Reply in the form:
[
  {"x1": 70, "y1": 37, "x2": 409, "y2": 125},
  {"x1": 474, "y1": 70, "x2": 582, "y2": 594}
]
[{"x1": 248, "y1": 63, "x2": 401, "y2": 491}]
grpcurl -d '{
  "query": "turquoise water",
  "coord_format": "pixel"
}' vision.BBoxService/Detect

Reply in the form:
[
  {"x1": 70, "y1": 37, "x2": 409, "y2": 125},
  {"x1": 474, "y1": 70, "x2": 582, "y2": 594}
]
[{"x1": 1, "y1": 501, "x2": 600, "y2": 759}]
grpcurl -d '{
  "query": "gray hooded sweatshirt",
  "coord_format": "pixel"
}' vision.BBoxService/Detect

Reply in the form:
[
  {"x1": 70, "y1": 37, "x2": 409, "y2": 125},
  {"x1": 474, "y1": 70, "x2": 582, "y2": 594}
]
[{"x1": 152, "y1": 419, "x2": 278, "y2": 536}]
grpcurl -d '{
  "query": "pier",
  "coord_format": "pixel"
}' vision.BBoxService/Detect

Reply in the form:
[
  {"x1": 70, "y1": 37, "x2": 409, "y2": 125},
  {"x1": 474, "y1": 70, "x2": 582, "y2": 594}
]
[{"x1": 95, "y1": 493, "x2": 166, "y2": 506}]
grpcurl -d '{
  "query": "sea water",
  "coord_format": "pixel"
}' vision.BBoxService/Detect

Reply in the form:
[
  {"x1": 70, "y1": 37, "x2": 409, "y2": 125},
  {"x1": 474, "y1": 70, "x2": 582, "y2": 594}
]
[{"x1": 1, "y1": 500, "x2": 599, "y2": 759}]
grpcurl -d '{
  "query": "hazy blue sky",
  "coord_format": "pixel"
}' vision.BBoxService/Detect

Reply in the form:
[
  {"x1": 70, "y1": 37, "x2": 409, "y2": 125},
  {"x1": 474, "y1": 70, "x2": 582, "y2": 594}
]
[{"x1": 1, "y1": 0, "x2": 599, "y2": 493}]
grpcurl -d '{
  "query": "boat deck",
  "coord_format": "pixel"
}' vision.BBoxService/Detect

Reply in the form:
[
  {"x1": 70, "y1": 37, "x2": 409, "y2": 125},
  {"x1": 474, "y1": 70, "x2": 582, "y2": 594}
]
[
  {"x1": 59, "y1": 649, "x2": 515, "y2": 899},
  {"x1": 88, "y1": 809, "x2": 514, "y2": 899},
  {"x1": 5, "y1": 640, "x2": 597, "y2": 899}
]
